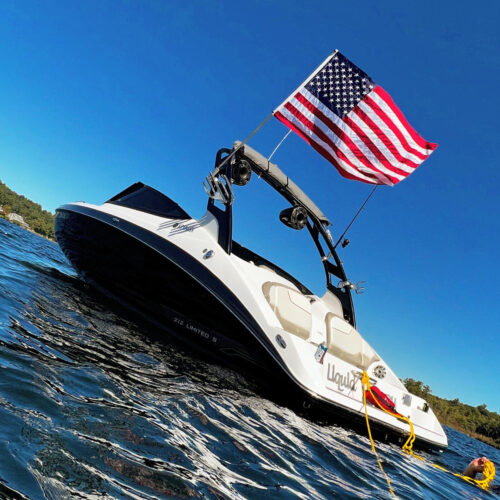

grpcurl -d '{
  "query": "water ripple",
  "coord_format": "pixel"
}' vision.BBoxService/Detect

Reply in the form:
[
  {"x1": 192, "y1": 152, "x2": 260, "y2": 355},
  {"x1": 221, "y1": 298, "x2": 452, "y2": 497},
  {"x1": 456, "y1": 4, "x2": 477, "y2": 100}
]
[{"x1": 0, "y1": 218, "x2": 498, "y2": 499}]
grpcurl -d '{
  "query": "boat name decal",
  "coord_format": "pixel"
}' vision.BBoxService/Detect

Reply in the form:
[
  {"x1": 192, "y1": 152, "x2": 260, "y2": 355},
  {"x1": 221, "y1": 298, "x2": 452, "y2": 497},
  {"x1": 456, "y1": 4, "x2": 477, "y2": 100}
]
[
  {"x1": 173, "y1": 316, "x2": 218, "y2": 343},
  {"x1": 327, "y1": 363, "x2": 358, "y2": 392}
]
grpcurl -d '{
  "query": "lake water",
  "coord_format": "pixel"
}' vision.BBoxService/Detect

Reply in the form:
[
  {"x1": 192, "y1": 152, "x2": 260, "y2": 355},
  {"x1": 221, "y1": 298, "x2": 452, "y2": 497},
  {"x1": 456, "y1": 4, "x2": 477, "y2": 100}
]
[{"x1": 0, "y1": 217, "x2": 498, "y2": 499}]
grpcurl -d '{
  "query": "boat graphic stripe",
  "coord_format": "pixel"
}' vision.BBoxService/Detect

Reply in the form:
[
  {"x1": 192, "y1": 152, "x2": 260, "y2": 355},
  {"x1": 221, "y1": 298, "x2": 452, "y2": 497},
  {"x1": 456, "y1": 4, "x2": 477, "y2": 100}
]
[{"x1": 274, "y1": 51, "x2": 437, "y2": 185}]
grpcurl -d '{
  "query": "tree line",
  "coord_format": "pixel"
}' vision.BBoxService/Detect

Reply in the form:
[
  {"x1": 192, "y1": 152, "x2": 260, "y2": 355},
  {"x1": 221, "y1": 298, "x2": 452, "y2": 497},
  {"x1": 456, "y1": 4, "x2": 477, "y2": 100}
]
[
  {"x1": 0, "y1": 180, "x2": 55, "y2": 239},
  {"x1": 404, "y1": 378, "x2": 500, "y2": 449}
]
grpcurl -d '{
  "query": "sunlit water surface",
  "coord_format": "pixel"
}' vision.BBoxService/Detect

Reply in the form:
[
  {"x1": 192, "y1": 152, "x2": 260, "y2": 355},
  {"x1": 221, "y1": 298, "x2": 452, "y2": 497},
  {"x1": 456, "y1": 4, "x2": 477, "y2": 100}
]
[{"x1": 0, "y1": 218, "x2": 498, "y2": 499}]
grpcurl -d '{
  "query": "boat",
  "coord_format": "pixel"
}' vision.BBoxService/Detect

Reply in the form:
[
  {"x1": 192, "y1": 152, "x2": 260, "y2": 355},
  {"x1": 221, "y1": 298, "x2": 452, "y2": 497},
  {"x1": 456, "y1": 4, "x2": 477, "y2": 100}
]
[{"x1": 55, "y1": 141, "x2": 448, "y2": 450}]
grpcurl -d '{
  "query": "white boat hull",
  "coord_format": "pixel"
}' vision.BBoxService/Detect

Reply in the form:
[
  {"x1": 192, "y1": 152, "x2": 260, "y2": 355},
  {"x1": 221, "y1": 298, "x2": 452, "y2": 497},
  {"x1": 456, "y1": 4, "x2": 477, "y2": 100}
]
[{"x1": 55, "y1": 198, "x2": 448, "y2": 450}]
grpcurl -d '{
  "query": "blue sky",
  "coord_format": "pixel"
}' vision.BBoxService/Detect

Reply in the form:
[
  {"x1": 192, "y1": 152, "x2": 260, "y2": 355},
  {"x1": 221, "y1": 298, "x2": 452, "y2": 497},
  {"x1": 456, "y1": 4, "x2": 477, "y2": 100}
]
[{"x1": 0, "y1": 1, "x2": 498, "y2": 411}]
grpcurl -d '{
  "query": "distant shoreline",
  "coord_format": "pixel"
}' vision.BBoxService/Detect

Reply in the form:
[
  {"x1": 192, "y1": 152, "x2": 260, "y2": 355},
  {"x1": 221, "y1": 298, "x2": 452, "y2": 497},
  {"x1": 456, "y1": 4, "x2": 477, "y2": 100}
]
[
  {"x1": 0, "y1": 216, "x2": 56, "y2": 243},
  {"x1": 404, "y1": 379, "x2": 500, "y2": 450},
  {"x1": 0, "y1": 180, "x2": 55, "y2": 240}
]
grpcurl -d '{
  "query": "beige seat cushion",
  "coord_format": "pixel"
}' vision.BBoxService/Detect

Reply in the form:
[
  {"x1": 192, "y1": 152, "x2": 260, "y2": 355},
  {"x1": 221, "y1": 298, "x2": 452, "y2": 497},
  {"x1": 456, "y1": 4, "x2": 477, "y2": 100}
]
[
  {"x1": 262, "y1": 282, "x2": 311, "y2": 339},
  {"x1": 325, "y1": 313, "x2": 379, "y2": 369}
]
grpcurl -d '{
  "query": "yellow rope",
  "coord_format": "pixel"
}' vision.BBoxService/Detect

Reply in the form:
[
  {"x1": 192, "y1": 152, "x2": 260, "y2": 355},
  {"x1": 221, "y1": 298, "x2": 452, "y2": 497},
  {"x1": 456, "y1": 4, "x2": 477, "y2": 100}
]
[
  {"x1": 361, "y1": 375, "x2": 395, "y2": 496},
  {"x1": 453, "y1": 460, "x2": 496, "y2": 489},
  {"x1": 361, "y1": 371, "x2": 496, "y2": 494}
]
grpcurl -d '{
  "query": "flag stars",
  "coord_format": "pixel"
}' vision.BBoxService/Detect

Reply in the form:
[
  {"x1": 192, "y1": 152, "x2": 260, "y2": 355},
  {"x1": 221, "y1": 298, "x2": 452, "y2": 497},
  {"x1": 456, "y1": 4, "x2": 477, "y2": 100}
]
[{"x1": 304, "y1": 52, "x2": 375, "y2": 117}]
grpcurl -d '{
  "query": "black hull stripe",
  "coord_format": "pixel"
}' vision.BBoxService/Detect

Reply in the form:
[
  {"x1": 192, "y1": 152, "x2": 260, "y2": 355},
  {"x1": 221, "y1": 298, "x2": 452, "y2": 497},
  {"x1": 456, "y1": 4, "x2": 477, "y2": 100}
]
[{"x1": 56, "y1": 204, "x2": 285, "y2": 367}]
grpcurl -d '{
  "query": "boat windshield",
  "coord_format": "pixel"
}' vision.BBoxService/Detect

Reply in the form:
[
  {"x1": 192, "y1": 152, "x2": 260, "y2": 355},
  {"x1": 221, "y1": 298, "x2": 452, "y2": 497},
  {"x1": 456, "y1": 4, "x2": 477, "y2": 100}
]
[{"x1": 107, "y1": 182, "x2": 191, "y2": 220}]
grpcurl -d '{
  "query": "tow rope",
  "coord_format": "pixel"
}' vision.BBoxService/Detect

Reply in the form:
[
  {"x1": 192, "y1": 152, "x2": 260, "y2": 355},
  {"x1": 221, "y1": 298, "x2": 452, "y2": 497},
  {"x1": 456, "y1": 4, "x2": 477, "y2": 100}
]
[{"x1": 361, "y1": 371, "x2": 496, "y2": 496}]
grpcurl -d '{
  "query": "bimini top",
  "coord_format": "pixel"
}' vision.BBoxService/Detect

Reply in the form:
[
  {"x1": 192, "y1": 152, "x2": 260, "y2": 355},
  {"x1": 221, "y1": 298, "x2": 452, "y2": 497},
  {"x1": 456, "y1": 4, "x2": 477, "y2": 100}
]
[{"x1": 234, "y1": 141, "x2": 330, "y2": 226}]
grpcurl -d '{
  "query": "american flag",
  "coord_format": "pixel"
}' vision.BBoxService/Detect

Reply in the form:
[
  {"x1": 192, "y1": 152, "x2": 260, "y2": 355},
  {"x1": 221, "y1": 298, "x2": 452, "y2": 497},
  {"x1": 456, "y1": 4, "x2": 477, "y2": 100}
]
[{"x1": 274, "y1": 51, "x2": 437, "y2": 185}]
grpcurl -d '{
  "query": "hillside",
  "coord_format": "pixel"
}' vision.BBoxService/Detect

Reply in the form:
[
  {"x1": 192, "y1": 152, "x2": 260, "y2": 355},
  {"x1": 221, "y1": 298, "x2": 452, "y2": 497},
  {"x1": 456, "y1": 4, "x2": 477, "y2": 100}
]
[
  {"x1": 0, "y1": 180, "x2": 55, "y2": 239},
  {"x1": 404, "y1": 378, "x2": 500, "y2": 449}
]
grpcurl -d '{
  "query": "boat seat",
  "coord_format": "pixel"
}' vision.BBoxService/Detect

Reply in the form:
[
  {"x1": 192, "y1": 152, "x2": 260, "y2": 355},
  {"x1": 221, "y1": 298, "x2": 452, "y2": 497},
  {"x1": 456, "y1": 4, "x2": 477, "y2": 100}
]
[
  {"x1": 262, "y1": 282, "x2": 311, "y2": 339},
  {"x1": 325, "y1": 313, "x2": 380, "y2": 369},
  {"x1": 257, "y1": 263, "x2": 277, "y2": 274},
  {"x1": 321, "y1": 289, "x2": 344, "y2": 318}
]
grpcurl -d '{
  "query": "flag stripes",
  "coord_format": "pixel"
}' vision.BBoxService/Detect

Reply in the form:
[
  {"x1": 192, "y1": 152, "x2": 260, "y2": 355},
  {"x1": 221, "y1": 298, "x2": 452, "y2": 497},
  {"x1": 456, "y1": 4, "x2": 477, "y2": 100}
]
[
  {"x1": 293, "y1": 90, "x2": 400, "y2": 181},
  {"x1": 274, "y1": 52, "x2": 437, "y2": 185}
]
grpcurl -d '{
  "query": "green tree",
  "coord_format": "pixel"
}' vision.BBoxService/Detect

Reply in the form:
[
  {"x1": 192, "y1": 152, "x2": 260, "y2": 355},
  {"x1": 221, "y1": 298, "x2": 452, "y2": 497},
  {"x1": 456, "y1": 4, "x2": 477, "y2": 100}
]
[
  {"x1": 0, "y1": 180, "x2": 55, "y2": 239},
  {"x1": 404, "y1": 378, "x2": 500, "y2": 449}
]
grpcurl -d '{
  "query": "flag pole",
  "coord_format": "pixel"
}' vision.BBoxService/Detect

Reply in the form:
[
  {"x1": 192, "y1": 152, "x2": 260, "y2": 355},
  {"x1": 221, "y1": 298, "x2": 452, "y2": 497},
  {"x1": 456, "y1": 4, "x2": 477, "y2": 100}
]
[
  {"x1": 268, "y1": 130, "x2": 292, "y2": 161},
  {"x1": 273, "y1": 49, "x2": 338, "y2": 112},
  {"x1": 333, "y1": 185, "x2": 379, "y2": 249},
  {"x1": 214, "y1": 112, "x2": 274, "y2": 175},
  {"x1": 215, "y1": 49, "x2": 338, "y2": 174}
]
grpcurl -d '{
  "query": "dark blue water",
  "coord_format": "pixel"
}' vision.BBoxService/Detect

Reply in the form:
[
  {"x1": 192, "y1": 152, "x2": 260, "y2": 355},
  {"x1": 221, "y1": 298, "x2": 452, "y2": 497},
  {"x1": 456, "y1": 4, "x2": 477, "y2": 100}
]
[{"x1": 0, "y1": 217, "x2": 498, "y2": 499}]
